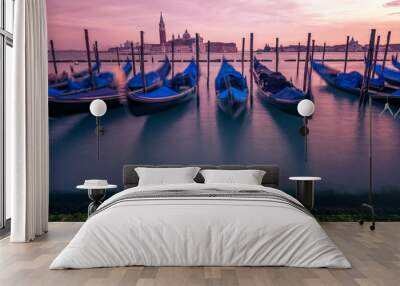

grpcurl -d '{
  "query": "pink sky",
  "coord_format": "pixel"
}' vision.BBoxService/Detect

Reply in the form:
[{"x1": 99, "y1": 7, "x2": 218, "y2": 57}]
[{"x1": 47, "y1": 0, "x2": 400, "y2": 50}]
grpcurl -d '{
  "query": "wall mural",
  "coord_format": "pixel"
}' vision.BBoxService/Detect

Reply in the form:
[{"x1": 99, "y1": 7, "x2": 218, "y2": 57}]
[{"x1": 47, "y1": 0, "x2": 400, "y2": 221}]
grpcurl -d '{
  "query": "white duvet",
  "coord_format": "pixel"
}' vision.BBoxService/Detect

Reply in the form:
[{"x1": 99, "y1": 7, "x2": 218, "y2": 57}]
[{"x1": 50, "y1": 183, "x2": 351, "y2": 269}]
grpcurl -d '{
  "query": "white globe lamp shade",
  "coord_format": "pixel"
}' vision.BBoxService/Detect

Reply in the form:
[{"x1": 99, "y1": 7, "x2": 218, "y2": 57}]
[
  {"x1": 90, "y1": 99, "x2": 107, "y2": 117},
  {"x1": 297, "y1": 99, "x2": 315, "y2": 117}
]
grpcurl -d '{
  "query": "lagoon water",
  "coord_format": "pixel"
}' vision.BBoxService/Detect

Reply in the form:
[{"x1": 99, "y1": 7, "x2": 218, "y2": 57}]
[{"x1": 49, "y1": 51, "x2": 400, "y2": 211}]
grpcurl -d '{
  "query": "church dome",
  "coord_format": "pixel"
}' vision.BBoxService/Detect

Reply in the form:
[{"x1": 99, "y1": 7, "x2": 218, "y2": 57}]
[{"x1": 182, "y1": 29, "x2": 191, "y2": 40}]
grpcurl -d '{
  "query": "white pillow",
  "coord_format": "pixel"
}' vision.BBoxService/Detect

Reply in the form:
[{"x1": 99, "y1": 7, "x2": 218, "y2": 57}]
[
  {"x1": 200, "y1": 169, "x2": 266, "y2": 185},
  {"x1": 135, "y1": 167, "x2": 200, "y2": 186}
]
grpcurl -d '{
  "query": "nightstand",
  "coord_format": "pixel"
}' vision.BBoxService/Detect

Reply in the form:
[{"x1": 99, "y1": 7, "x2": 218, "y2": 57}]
[
  {"x1": 77, "y1": 180, "x2": 117, "y2": 216},
  {"x1": 289, "y1": 177, "x2": 321, "y2": 210}
]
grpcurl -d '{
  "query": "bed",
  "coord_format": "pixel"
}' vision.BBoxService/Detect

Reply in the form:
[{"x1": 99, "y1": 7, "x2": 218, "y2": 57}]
[{"x1": 50, "y1": 165, "x2": 350, "y2": 269}]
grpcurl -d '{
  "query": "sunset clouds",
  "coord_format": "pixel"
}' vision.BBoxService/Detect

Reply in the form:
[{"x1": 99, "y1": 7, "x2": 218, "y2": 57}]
[
  {"x1": 384, "y1": 0, "x2": 400, "y2": 7},
  {"x1": 47, "y1": 0, "x2": 400, "y2": 50}
]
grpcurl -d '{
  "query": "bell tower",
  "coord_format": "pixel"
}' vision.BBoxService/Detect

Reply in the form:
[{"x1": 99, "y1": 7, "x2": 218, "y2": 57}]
[{"x1": 159, "y1": 12, "x2": 166, "y2": 45}]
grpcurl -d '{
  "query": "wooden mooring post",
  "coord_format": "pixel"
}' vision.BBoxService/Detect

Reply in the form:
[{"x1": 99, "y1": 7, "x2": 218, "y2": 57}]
[
  {"x1": 140, "y1": 31, "x2": 146, "y2": 92},
  {"x1": 372, "y1": 35, "x2": 381, "y2": 79},
  {"x1": 250, "y1": 33, "x2": 254, "y2": 106},
  {"x1": 309, "y1": 39, "x2": 315, "y2": 78},
  {"x1": 382, "y1": 31, "x2": 391, "y2": 72},
  {"x1": 241, "y1": 37, "x2": 245, "y2": 76},
  {"x1": 311, "y1": 40, "x2": 315, "y2": 61},
  {"x1": 344, "y1": 35, "x2": 350, "y2": 73},
  {"x1": 172, "y1": 34, "x2": 175, "y2": 77},
  {"x1": 275, "y1": 37, "x2": 279, "y2": 72},
  {"x1": 360, "y1": 29, "x2": 376, "y2": 105},
  {"x1": 196, "y1": 33, "x2": 200, "y2": 101},
  {"x1": 296, "y1": 42, "x2": 300, "y2": 76},
  {"x1": 207, "y1": 40, "x2": 210, "y2": 88},
  {"x1": 322, "y1": 42, "x2": 326, "y2": 64},
  {"x1": 116, "y1": 47, "x2": 121, "y2": 66},
  {"x1": 84, "y1": 29, "x2": 95, "y2": 88},
  {"x1": 94, "y1": 41, "x2": 100, "y2": 72},
  {"x1": 130, "y1": 42, "x2": 136, "y2": 76},
  {"x1": 303, "y1": 33, "x2": 311, "y2": 92},
  {"x1": 50, "y1": 40, "x2": 58, "y2": 75}
]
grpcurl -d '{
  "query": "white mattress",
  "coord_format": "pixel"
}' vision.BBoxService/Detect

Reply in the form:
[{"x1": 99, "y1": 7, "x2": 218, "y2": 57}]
[{"x1": 50, "y1": 183, "x2": 351, "y2": 269}]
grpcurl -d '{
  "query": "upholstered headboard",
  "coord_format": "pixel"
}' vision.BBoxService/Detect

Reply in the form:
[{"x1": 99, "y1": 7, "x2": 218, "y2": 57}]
[{"x1": 123, "y1": 164, "x2": 279, "y2": 189}]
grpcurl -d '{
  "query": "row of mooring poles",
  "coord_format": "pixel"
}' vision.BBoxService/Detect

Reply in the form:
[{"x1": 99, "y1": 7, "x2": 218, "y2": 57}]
[{"x1": 52, "y1": 30, "x2": 101, "y2": 81}]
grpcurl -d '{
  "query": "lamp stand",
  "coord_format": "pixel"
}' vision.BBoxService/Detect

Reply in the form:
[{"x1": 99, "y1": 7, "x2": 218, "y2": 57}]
[
  {"x1": 95, "y1": 116, "x2": 104, "y2": 160},
  {"x1": 95, "y1": 117, "x2": 104, "y2": 136},
  {"x1": 359, "y1": 95, "x2": 375, "y2": 230},
  {"x1": 299, "y1": 117, "x2": 309, "y2": 162},
  {"x1": 359, "y1": 29, "x2": 376, "y2": 231}
]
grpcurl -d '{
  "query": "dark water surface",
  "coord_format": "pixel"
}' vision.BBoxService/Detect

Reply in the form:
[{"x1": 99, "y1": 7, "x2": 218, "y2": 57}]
[{"x1": 49, "y1": 52, "x2": 400, "y2": 211}]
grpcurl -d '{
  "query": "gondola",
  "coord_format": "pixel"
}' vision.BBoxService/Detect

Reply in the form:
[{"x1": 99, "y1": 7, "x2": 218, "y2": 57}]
[
  {"x1": 49, "y1": 61, "x2": 132, "y2": 97},
  {"x1": 313, "y1": 61, "x2": 400, "y2": 103},
  {"x1": 253, "y1": 58, "x2": 312, "y2": 116},
  {"x1": 49, "y1": 87, "x2": 123, "y2": 116},
  {"x1": 49, "y1": 62, "x2": 102, "y2": 91},
  {"x1": 374, "y1": 63, "x2": 400, "y2": 87},
  {"x1": 48, "y1": 71, "x2": 70, "y2": 90},
  {"x1": 391, "y1": 54, "x2": 400, "y2": 71},
  {"x1": 127, "y1": 59, "x2": 198, "y2": 116},
  {"x1": 48, "y1": 61, "x2": 133, "y2": 116},
  {"x1": 71, "y1": 62, "x2": 101, "y2": 79},
  {"x1": 215, "y1": 59, "x2": 248, "y2": 117},
  {"x1": 127, "y1": 57, "x2": 171, "y2": 92}
]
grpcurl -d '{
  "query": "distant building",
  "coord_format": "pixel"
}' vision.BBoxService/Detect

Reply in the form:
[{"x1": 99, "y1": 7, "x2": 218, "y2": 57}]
[
  {"x1": 206, "y1": 42, "x2": 238, "y2": 53},
  {"x1": 108, "y1": 13, "x2": 238, "y2": 54},
  {"x1": 331, "y1": 37, "x2": 364, "y2": 52},
  {"x1": 165, "y1": 30, "x2": 206, "y2": 53},
  {"x1": 263, "y1": 44, "x2": 271, "y2": 52},
  {"x1": 389, "y1": 44, "x2": 400, "y2": 52},
  {"x1": 259, "y1": 37, "x2": 370, "y2": 53},
  {"x1": 159, "y1": 12, "x2": 166, "y2": 46}
]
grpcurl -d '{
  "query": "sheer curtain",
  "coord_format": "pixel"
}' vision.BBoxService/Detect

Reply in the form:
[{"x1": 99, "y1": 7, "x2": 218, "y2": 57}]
[{"x1": 8, "y1": 0, "x2": 49, "y2": 242}]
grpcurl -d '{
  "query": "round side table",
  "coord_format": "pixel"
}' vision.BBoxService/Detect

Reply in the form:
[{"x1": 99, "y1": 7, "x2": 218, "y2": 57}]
[
  {"x1": 77, "y1": 184, "x2": 117, "y2": 216},
  {"x1": 289, "y1": 177, "x2": 321, "y2": 210}
]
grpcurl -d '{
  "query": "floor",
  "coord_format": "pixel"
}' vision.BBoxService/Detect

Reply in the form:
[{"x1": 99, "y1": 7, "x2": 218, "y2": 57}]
[{"x1": 0, "y1": 222, "x2": 399, "y2": 286}]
